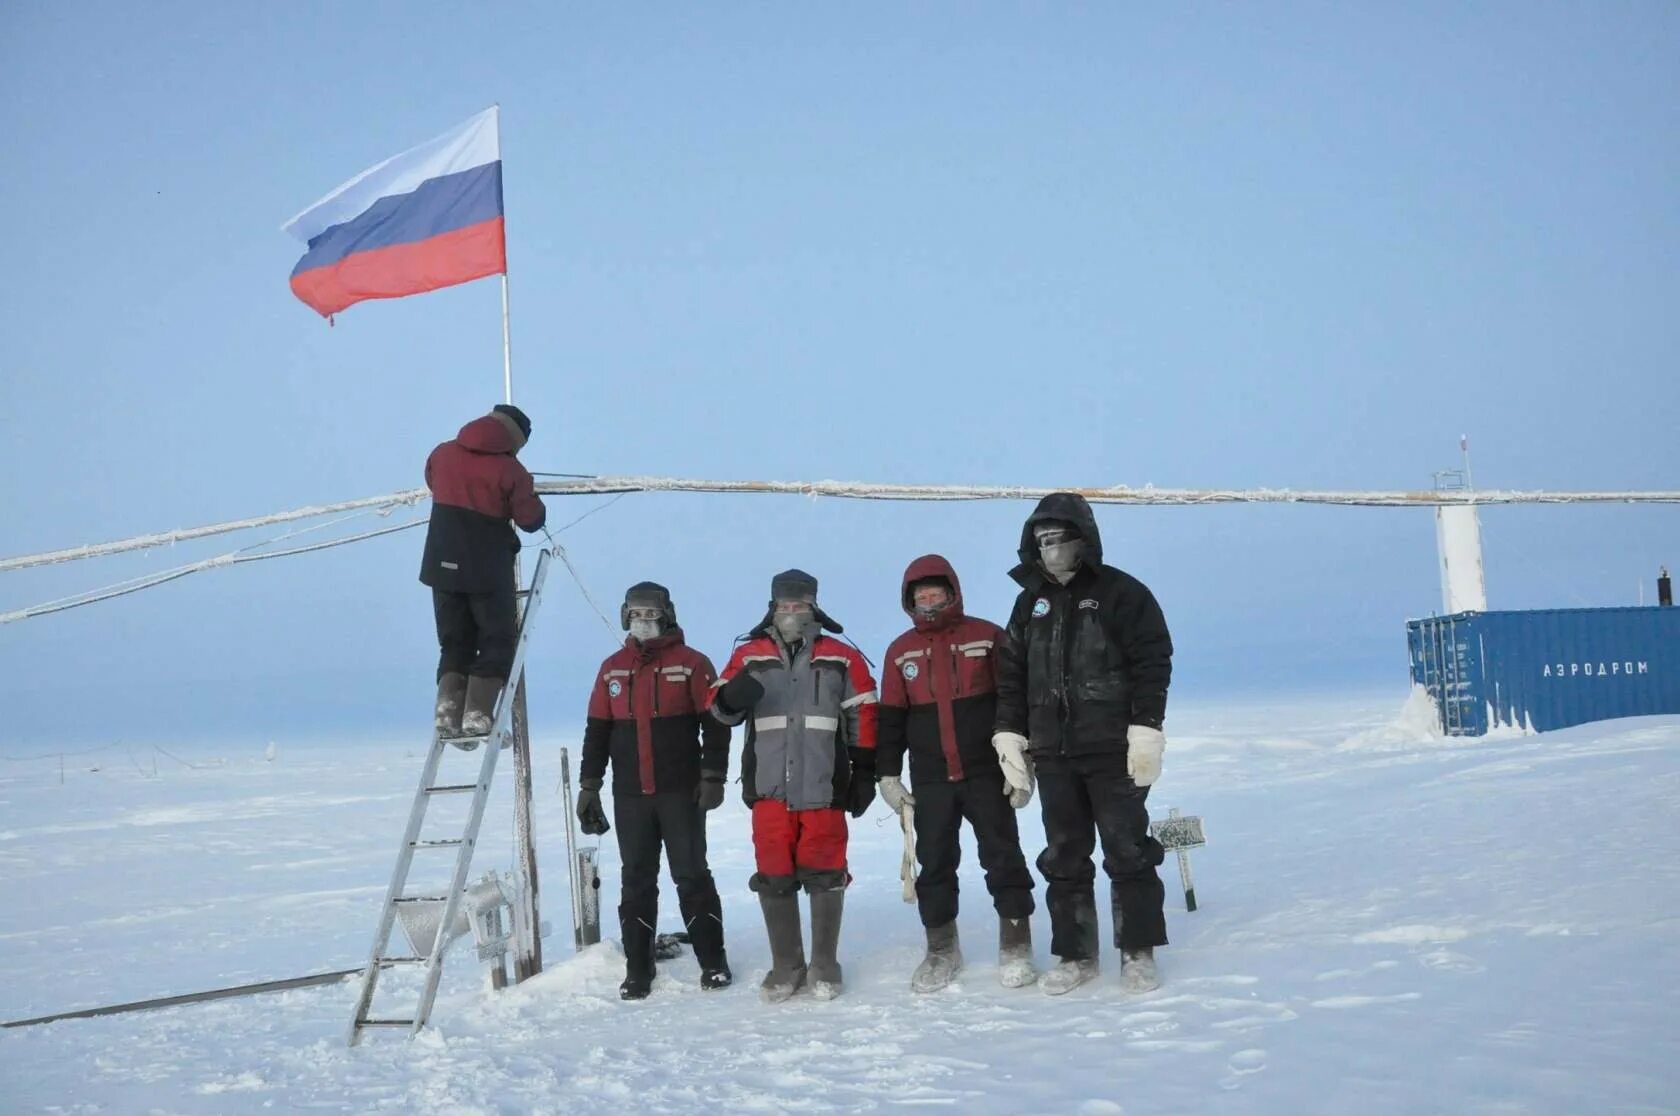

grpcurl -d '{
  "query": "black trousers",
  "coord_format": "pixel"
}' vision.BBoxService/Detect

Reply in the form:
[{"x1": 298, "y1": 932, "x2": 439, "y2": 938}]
[
  {"x1": 613, "y1": 792, "x2": 726, "y2": 974},
  {"x1": 1036, "y1": 751, "x2": 1167, "y2": 958},
  {"x1": 913, "y1": 766, "x2": 1036, "y2": 928},
  {"x1": 432, "y1": 580, "x2": 517, "y2": 680}
]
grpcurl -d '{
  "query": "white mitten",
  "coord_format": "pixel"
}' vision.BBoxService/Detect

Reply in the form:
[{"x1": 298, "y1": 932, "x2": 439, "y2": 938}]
[
  {"x1": 878, "y1": 775, "x2": 915, "y2": 816},
  {"x1": 1126, "y1": 724, "x2": 1165, "y2": 787},
  {"x1": 992, "y1": 731, "x2": 1035, "y2": 808}
]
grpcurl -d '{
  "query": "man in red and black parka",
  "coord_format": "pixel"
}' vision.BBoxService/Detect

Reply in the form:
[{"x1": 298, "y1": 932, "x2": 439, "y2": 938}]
[
  {"x1": 575, "y1": 582, "x2": 733, "y2": 999},
  {"x1": 419, "y1": 404, "x2": 546, "y2": 744},
  {"x1": 877, "y1": 555, "x2": 1037, "y2": 994}
]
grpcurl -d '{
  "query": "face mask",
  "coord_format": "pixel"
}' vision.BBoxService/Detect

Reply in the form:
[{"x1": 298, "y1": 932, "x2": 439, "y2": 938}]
[
  {"x1": 773, "y1": 605, "x2": 816, "y2": 645},
  {"x1": 629, "y1": 619, "x2": 662, "y2": 643},
  {"x1": 1035, "y1": 522, "x2": 1083, "y2": 580}
]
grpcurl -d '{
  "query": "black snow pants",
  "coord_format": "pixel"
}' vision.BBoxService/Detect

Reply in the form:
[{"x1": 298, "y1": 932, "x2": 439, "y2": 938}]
[
  {"x1": 912, "y1": 766, "x2": 1036, "y2": 928},
  {"x1": 1036, "y1": 751, "x2": 1168, "y2": 958},
  {"x1": 613, "y1": 792, "x2": 726, "y2": 977},
  {"x1": 432, "y1": 576, "x2": 517, "y2": 680}
]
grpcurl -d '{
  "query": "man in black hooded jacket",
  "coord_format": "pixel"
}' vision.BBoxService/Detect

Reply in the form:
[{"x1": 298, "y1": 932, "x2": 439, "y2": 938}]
[{"x1": 993, "y1": 492, "x2": 1174, "y2": 996}]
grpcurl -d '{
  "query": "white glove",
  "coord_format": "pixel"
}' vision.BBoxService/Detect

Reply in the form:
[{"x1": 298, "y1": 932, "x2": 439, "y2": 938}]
[
  {"x1": 878, "y1": 775, "x2": 914, "y2": 816},
  {"x1": 992, "y1": 731, "x2": 1035, "y2": 809},
  {"x1": 1127, "y1": 725, "x2": 1165, "y2": 787}
]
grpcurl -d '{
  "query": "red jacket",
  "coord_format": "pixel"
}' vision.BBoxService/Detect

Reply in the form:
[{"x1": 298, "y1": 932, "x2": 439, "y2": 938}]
[
  {"x1": 419, "y1": 415, "x2": 546, "y2": 594},
  {"x1": 877, "y1": 555, "x2": 1007, "y2": 785},
  {"x1": 581, "y1": 630, "x2": 729, "y2": 796}
]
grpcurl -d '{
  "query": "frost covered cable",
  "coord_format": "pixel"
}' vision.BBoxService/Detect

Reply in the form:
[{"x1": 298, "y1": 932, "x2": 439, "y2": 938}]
[
  {"x1": 548, "y1": 542, "x2": 620, "y2": 639},
  {"x1": 549, "y1": 491, "x2": 630, "y2": 535},
  {"x1": 224, "y1": 518, "x2": 424, "y2": 564},
  {"x1": 0, "y1": 741, "x2": 127, "y2": 762},
  {"x1": 0, "y1": 518, "x2": 426, "y2": 625},
  {"x1": 0, "y1": 489, "x2": 428, "y2": 573}
]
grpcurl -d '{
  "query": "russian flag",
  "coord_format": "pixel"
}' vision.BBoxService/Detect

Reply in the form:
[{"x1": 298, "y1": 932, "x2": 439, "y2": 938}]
[{"x1": 283, "y1": 107, "x2": 505, "y2": 318}]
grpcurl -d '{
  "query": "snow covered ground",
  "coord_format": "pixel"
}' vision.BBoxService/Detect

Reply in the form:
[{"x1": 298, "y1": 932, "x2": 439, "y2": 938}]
[{"x1": 3, "y1": 690, "x2": 1677, "y2": 1114}]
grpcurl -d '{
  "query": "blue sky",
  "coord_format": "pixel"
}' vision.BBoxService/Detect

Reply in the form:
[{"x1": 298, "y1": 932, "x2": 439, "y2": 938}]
[{"x1": 2, "y1": 3, "x2": 1676, "y2": 746}]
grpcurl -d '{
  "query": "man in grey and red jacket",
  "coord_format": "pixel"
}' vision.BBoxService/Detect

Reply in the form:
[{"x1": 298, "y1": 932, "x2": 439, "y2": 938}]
[
  {"x1": 877, "y1": 554, "x2": 1037, "y2": 993},
  {"x1": 419, "y1": 404, "x2": 546, "y2": 744},
  {"x1": 709, "y1": 569, "x2": 878, "y2": 1003},
  {"x1": 575, "y1": 582, "x2": 733, "y2": 999},
  {"x1": 994, "y1": 492, "x2": 1174, "y2": 996}
]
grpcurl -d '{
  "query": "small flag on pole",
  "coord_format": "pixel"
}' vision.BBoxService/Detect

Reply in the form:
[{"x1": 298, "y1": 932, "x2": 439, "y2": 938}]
[{"x1": 282, "y1": 107, "x2": 505, "y2": 318}]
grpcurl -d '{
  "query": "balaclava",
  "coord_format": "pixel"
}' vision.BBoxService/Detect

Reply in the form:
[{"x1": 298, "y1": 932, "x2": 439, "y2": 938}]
[
  {"x1": 1034, "y1": 520, "x2": 1084, "y2": 584},
  {"x1": 621, "y1": 582, "x2": 676, "y2": 644},
  {"x1": 769, "y1": 569, "x2": 821, "y2": 647}
]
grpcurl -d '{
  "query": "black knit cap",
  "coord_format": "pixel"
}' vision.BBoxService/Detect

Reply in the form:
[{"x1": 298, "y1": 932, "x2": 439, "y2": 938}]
[{"x1": 492, "y1": 403, "x2": 532, "y2": 440}]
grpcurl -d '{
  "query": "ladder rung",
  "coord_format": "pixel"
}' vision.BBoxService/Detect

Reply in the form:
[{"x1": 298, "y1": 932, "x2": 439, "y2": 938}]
[
  {"x1": 393, "y1": 895, "x2": 451, "y2": 904},
  {"x1": 436, "y1": 734, "x2": 492, "y2": 747},
  {"x1": 409, "y1": 839, "x2": 467, "y2": 848},
  {"x1": 377, "y1": 957, "x2": 425, "y2": 967},
  {"x1": 358, "y1": 1019, "x2": 414, "y2": 1028},
  {"x1": 425, "y1": 783, "x2": 480, "y2": 795}
]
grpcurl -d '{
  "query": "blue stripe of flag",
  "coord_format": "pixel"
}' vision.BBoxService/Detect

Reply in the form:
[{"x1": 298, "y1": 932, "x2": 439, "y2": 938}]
[{"x1": 290, "y1": 161, "x2": 503, "y2": 277}]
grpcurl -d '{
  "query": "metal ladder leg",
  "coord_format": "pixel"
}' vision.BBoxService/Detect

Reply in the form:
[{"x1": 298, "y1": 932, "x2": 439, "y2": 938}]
[{"x1": 349, "y1": 550, "x2": 552, "y2": 1045}]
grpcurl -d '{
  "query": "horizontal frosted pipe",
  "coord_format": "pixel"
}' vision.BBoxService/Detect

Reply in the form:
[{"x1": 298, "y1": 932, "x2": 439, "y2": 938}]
[{"x1": 4, "y1": 477, "x2": 1677, "y2": 573}]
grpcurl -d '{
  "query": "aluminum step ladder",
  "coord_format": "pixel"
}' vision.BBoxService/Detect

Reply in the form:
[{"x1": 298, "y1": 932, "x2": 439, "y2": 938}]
[{"x1": 348, "y1": 548, "x2": 551, "y2": 1045}]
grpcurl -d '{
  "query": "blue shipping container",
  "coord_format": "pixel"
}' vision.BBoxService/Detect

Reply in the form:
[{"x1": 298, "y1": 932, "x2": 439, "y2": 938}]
[{"x1": 1407, "y1": 607, "x2": 1680, "y2": 736}]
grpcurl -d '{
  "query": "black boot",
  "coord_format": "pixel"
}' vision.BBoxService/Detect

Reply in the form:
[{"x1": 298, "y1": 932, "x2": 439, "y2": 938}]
[
  {"x1": 757, "y1": 891, "x2": 806, "y2": 1003},
  {"x1": 620, "y1": 913, "x2": 656, "y2": 1000},
  {"x1": 681, "y1": 891, "x2": 732, "y2": 990},
  {"x1": 459, "y1": 675, "x2": 505, "y2": 742},
  {"x1": 434, "y1": 672, "x2": 468, "y2": 737},
  {"x1": 807, "y1": 887, "x2": 845, "y2": 1000}
]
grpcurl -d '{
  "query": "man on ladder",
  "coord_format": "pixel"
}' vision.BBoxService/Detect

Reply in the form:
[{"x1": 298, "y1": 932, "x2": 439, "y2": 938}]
[
  {"x1": 419, "y1": 404, "x2": 547, "y2": 745},
  {"x1": 575, "y1": 582, "x2": 735, "y2": 999}
]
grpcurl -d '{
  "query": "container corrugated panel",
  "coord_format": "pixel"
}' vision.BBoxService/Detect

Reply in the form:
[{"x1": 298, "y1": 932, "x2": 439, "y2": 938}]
[{"x1": 1407, "y1": 607, "x2": 1680, "y2": 736}]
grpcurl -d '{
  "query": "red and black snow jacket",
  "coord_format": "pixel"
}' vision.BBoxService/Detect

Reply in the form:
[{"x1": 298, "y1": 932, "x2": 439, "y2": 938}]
[
  {"x1": 419, "y1": 414, "x2": 547, "y2": 594},
  {"x1": 711, "y1": 631, "x2": 878, "y2": 811},
  {"x1": 877, "y1": 555, "x2": 1009, "y2": 785},
  {"x1": 580, "y1": 630, "x2": 730, "y2": 796}
]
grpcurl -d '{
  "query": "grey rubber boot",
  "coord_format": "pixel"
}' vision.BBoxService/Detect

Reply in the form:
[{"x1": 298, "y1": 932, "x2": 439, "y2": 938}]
[
  {"x1": 807, "y1": 887, "x2": 845, "y2": 1000},
  {"x1": 1041, "y1": 899, "x2": 1100, "y2": 995},
  {"x1": 910, "y1": 921, "x2": 963, "y2": 993},
  {"x1": 458, "y1": 675, "x2": 505, "y2": 744},
  {"x1": 433, "y1": 672, "x2": 468, "y2": 738},
  {"x1": 1121, "y1": 946, "x2": 1161, "y2": 994},
  {"x1": 758, "y1": 892, "x2": 807, "y2": 1003},
  {"x1": 998, "y1": 916, "x2": 1036, "y2": 989}
]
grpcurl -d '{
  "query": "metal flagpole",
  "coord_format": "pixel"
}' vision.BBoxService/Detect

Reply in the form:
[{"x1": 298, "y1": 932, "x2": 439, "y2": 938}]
[
  {"x1": 501, "y1": 274, "x2": 513, "y2": 405},
  {"x1": 495, "y1": 104, "x2": 543, "y2": 982}
]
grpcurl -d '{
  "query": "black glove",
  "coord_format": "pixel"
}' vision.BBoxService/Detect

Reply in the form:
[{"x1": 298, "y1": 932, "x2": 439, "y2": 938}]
[
  {"x1": 695, "y1": 774, "x2": 725, "y2": 812},
  {"x1": 845, "y1": 747, "x2": 877, "y2": 818},
  {"x1": 576, "y1": 780, "x2": 610, "y2": 836},
  {"x1": 715, "y1": 673, "x2": 764, "y2": 717}
]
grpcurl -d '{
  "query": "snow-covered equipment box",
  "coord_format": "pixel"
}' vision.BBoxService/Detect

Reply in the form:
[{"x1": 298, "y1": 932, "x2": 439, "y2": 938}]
[{"x1": 1408, "y1": 606, "x2": 1680, "y2": 736}]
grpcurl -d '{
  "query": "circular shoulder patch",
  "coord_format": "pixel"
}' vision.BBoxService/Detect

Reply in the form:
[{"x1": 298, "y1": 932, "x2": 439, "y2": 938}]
[
  {"x1": 607, "y1": 680, "x2": 623, "y2": 697},
  {"x1": 901, "y1": 661, "x2": 920, "y2": 681},
  {"x1": 1031, "y1": 598, "x2": 1051, "y2": 618}
]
